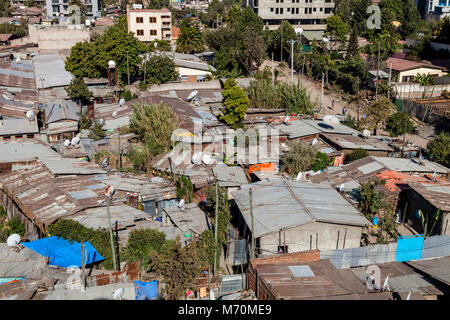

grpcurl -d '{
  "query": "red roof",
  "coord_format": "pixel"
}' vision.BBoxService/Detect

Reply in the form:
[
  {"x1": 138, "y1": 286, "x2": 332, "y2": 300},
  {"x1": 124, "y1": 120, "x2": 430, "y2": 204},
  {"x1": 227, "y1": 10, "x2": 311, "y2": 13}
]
[
  {"x1": 386, "y1": 57, "x2": 445, "y2": 72},
  {"x1": 171, "y1": 25, "x2": 180, "y2": 39}
]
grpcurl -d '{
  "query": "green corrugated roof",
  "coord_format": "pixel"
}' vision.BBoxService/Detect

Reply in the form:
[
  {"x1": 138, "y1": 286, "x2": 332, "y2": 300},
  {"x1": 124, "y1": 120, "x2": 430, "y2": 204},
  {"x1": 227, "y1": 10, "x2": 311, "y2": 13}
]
[{"x1": 302, "y1": 30, "x2": 325, "y2": 41}]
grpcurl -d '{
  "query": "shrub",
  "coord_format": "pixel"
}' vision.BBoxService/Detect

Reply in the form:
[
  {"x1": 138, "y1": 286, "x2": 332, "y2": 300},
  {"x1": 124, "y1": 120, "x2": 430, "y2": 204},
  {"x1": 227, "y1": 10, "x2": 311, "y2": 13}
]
[
  {"x1": 122, "y1": 90, "x2": 137, "y2": 101},
  {"x1": 348, "y1": 148, "x2": 369, "y2": 162},
  {"x1": 127, "y1": 145, "x2": 147, "y2": 172},
  {"x1": 176, "y1": 176, "x2": 194, "y2": 203},
  {"x1": 0, "y1": 205, "x2": 6, "y2": 217},
  {"x1": 311, "y1": 152, "x2": 330, "y2": 172},
  {"x1": 7, "y1": 217, "x2": 25, "y2": 236},
  {"x1": 281, "y1": 144, "x2": 317, "y2": 176},
  {"x1": 427, "y1": 132, "x2": 450, "y2": 168}
]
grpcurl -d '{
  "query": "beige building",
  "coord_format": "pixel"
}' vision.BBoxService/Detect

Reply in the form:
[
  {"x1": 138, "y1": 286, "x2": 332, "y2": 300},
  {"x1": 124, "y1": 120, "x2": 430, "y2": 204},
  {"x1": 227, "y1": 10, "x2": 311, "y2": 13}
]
[{"x1": 127, "y1": 7, "x2": 172, "y2": 42}]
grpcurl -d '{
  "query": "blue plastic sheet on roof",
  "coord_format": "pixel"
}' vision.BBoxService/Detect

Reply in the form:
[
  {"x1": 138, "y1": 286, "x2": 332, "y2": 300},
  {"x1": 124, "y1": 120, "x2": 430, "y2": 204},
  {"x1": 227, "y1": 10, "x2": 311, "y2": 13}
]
[
  {"x1": 22, "y1": 236, "x2": 104, "y2": 268},
  {"x1": 134, "y1": 280, "x2": 158, "y2": 300}
]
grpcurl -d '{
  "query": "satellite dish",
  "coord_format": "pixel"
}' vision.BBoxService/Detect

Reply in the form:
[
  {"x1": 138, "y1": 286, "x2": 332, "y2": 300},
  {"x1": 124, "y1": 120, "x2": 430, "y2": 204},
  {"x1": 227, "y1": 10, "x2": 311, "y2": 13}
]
[
  {"x1": 284, "y1": 116, "x2": 290, "y2": 124},
  {"x1": 382, "y1": 275, "x2": 390, "y2": 292},
  {"x1": 105, "y1": 184, "x2": 115, "y2": 198},
  {"x1": 101, "y1": 156, "x2": 109, "y2": 168},
  {"x1": 362, "y1": 129, "x2": 371, "y2": 138},
  {"x1": 16, "y1": 57, "x2": 21, "y2": 63},
  {"x1": 112, "y1": 288, "x2": 124, "y2": 300},
  {"x1": 112, "y1": 111, "x2": 118, "y2": 119},
  {"x1": 312, "y1": 138, "x2": 318, "y2": 146},
  {"x1": 202, "y1": 154, "x2": 212, "y2": 165},
  {"x1": 187, "y1": 90, "x2": 198, "y2": 101},
  {"x1": 178, "y1": 199, "x2": 185, "y2": 208},
  {"x1": 7, "y1": 234, "x2": 21, "y2": 247},
  {"x1": 108, "y1": 60, "x2": 116, "y2": 69},
  {"x1": 191, "y1": 152, "x2": 202, "y2": 165},
  {"x1": 71, "y1": 136, "x2": 80, "y2": 146},
  {"x1": 98, "y1": 118, "x2": 105, "y2": 125},
  {"x1": 338, "y1": 184, "x2": 344, "y2": 192},
  {"x1": 296, "y1": 172, "x2": 302, "y2": 181},
  {"x1": 26, "y1": 110, "x2": 35, "y2": 119},
  {"x1": 119, "y1": 98, "x2": 125, "y2": 106},
  {"x1": 64, "y1": 139, "x2": 71, "y2": 147}
]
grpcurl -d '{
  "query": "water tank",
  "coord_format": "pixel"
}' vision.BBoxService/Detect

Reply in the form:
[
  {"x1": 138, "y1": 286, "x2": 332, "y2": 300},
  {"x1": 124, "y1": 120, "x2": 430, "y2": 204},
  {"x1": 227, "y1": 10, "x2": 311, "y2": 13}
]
[
  {"x1": 108, "y1": 60, "x2": 116, "y2": 69},
  {"x1": 85, "y1": 19, "x2": 91, "y2": 27}
]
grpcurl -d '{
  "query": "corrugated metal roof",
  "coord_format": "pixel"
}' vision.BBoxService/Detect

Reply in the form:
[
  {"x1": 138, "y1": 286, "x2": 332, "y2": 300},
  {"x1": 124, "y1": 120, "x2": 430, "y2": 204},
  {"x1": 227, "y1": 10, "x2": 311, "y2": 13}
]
[
  {"x1": 39, "y1": 158, "x2": 106, "y2": 175},
  {"x1": 302, "y1": 119, "x2": 361, "y2": 135},
  {"x1": 0, "y1": 244, "x2": 48, "y2": 278},
  {"x1": 0, "y1": 118, "x2": 38, "y2": 136},
  {"x1": 33, "y1": 54, "x2": 73, "y2": 89},
  {"x1": 322, "y1": 133, "x2": 394, "y2": 151},
  {"x1": 407, "y1": 257, "x2": 450, "y2": 286},
  {"x1": 0, "y1": 141, "x2": 61, "y2": 163},
  {"x1": 232, "y1": 180, "x2": 368, "y2": 238},
  {"x1": 408, "y1": 182, "x2": 450, "y2": 212},
  {"x1": 163, "y1": 203, "x2": 210, "y2": 235},
  {"x1": 371, "y1": 156, "x2": 449, "y2": 174},
  {"x1": 275, "y1": 120, "x2": 320, "y2": 139},
  {"x1": 45, "y1": 101, "x2": 80, "y2": 124},
  {"x1": 213, "y1": 165, "x2": 248, "y2": 187}
]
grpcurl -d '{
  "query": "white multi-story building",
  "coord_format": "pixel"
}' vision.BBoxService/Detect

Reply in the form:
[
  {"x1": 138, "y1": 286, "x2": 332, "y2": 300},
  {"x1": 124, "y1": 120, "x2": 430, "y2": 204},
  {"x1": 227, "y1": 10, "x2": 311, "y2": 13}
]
[
  {"x1": 45, "y1": 0, "x2": 101, "y2": 20},
  {"x1": 418, "y1": 0, "x2": 450, "y2": 19},
  {"x1": 126, "y1": 7, "x2": 172, "y2": 43},
  {"x1": 243, "y1": 0, "x2": 335, "y2": 31}
]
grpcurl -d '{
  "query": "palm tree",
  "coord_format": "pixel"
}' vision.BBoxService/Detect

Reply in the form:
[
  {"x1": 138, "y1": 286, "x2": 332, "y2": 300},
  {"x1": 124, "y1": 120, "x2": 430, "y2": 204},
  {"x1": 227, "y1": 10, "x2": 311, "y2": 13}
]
[
  {"x1": 411, "y1": 73, "x2": 435, "y2": 98},
  {"x1": 176, "y1": 27, "x2": 204, "y2": 54}
]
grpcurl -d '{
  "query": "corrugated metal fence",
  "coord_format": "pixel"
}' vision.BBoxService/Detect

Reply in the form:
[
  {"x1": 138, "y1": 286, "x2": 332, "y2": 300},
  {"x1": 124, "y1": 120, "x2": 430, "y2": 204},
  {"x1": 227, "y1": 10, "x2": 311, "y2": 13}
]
[{"x1": 320, "y1": 235, "x2": 450, "y2": 269}]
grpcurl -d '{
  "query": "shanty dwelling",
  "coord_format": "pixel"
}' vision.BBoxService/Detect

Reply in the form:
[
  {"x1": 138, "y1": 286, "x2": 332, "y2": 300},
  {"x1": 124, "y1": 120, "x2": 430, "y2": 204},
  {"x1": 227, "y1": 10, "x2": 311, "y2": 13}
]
[
  {"x1": 44, "y1": 101, "x2": 80, "y2": 143},
  {"x1": 232, "y1": 180, "x2": 369, "y2": 257},
  {"x1": 399, "y1": 182, "x2": 450, "y2": 236},
  {"x1": 320, "y1": 133, "x2": 394, "y2": 159},
  {"x1": 0, "y1": 117, "x2": 39, "y2": 142}
]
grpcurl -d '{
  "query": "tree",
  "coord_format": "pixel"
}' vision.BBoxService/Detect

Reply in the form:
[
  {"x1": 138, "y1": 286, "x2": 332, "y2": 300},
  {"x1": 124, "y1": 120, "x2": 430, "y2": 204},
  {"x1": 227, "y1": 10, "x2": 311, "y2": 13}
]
[
  {"x1": 129, "y1": 102, "x2": 178, "y2": 172},
  {"x1": 141, "y1": 54, "x2": 179, "y2": 85},
  {"x1": 311, "y1": 152, "x2": 331, "y2": 172},
  {"x1": 399, "y1": 0, "x2": 423, "y2": 38},
  {"x1": 348, "y1": 148, "x2": 369, "y2": 162},
  {"x1": 427, "y1": 132, "x2": 450, "y2": 168},
  {"x1": 176, "y1": 176, "x2": 194, "y2": 204},
  {"x1": 149, "y1": 240, "x2": 203, "y2": 300},
  {"x1": 0, "y1": 0, "x2": 12, "y2": 17},
  {"x1": 147, "y1": 39, "x2": 171, "y2": 52},
  {"x1": 220, "y1": 78, "x2": 248, "y2": 128},
  {"x1": 267, "y1": 20, "x2": 297, "y2": 62},
  {"x1": 176, "y1": 26, "x2": 204, "y2": 54},
  {"x1": 365, "y1": 30, "x2": 401, "y2": 61},
  {"x1": 411, "y1": 73, "x2": 435, "y2": 98},
  {"x1": 363, "y1": 97, "x2": 396, "y2": 135},
  {"x1": 386, "y1": 112, "x2": 414, "y2": 137},
  {"x1": 127, "y1": 145, "x2": 147, "y2": 172},
  {"x1": 436, "y1": 17, "x2": 450, "y2": 44},
  {"x1": 359, "y1": 178, "x2": 386, "y2": 218},
  {"x1": 281, "y1": 143, "x2": 318, "y2": 176},
  {"x1": 325, "y1": 15, "x2": 349, "y2": 50},
  {"x1": 88, "y1": 120, "x2": 106, "y2": 141},
  {"x1": 65, "y1": 77, "x2": 92, "y2": 107},
  {"x1": 347, "y1": 23, "x2": 359, "y2": 59}
]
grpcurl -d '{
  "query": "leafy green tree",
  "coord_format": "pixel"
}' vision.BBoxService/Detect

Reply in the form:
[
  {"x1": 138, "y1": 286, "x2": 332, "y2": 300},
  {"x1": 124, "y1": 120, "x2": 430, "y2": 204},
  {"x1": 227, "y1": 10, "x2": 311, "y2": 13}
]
[
  {"x1": 220, "y1": 78, "x2": 248, "y2": 128},
  {"x1": 129, "y1": 102, "x2": 178, "y2": 172},
  {"x1": 365, "y1": 30, "x2": 401, "y2": 61},
  {"x1": 347, "y1": 23, "x2": 359, "y2": 59},
  {"x1": 176, "y1": 26, "x2": 204, "y2": 54},
  {"x1": 362, "y1": 97, "x2": 396, "y2": 135},
  {"x1": 311, "y1": 152, "x2": 330, "y2": 172},
  {"x1": 176, "y1": 176, "x2": 194, "y2": 203},
  {"x1": 427, "y1": 132, "x2": 450, "y2": 168},
  {"x1": 65, "y1": 41, "x2": 100, "y2": 78},
  {"x1": 267, "y1": 20, "x2": 298, "y2": 62},
  {"x1": 79, "y1": 114, "x2": 91, "y2": 130},
  {"x1": 436, "y1": 17, "x2": 450, "y2": 44},
  {"x1": 121, "y1": 90, "x2": 137, "y2": 101},
  {"x1": 359, "y1": 178, "x2": 386, "y2": 218},
  {"x1": 65, "y1": 77, "x2": 92, "y2": 107},
  {"x1": 386, "y1": 112, "x2": 414, "y2": 137},
  {"x1": 325, "y1": 15, "x2": 349, "y2": 50},
  {"x1": 124, "y1": 228, "x2": 174, "y2": 271},
  {"x1": 281, "y1": 143, "x2": 318, "y2": 176},
  {"x1": 0, "y1": 0, "x2": 12, "y2": 16},
  {"x1": 141, "y1": 54, "x2": 179, "y2": 85},
  {"x1": 149, "y1": 240, "x2": 203, "y2": 300},
  {"x1": 348, "y1": 148, "x2": 369, "y2": 162},
  {"x1": 88, "y1": 120, "x2": 106, "y2": 141},
  {"x1": 0, "y1": 22, "x2": 27, "y2": 39},
  {"x1": 400, "y1": 0, "x2": 423, "y2": 38},
  {"x1": 148, "y1": 39, "x2": 171, "y2": 52},
  {"x1": 127, "y1": 145, "x2": 147, "y2": 172}
]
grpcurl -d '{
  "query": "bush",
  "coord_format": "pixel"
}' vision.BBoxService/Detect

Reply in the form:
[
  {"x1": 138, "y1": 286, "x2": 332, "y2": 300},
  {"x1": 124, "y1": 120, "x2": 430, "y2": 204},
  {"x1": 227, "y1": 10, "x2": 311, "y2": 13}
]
[
  {"x1": 127, "y1": 145, "x2": 147, "y2": 172},
  {"x1": 7, "y1": 217, "x2": 25, "y2": 236},
  {"x1": 94, "y1": 150, "x2": 111, "y2": 164},
  {"x1": 281, "y1": 144, "x2": 317, "y2": 176},
  {"x1": 311, "y1": 152, "x2": 330, "y2": 172},
  {"x1": 0, "y1": 205, "x2": 6, "y2": 217},
  {"x1": 427, "y1": 132, "x2": 450, "y2": 168},
  {"x1": 348, "y1": 149, "x2": 369, "y2": 162},
  {"x1": 176, "y1": 176, "x2": 194, "y2": 203},
  {"x1": 88, "y1": 120, "x2": 106, "y2": 141},
  {"x1": 48, "y1": 219, "x2": 117, "y2": 270},
  {"x1": 122, "y1": 90, "x2": 137, "y2": 101}
]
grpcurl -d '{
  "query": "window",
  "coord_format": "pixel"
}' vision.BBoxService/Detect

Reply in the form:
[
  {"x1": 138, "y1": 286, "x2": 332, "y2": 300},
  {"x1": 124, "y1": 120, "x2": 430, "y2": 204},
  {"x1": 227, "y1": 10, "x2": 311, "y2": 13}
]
[
  {"x1": 287, "y1": 7, "x2": 290, "y2": 11},
  {"x1": 276, "y1": 8, "x2": 279, "y2": 14},
  {"x1": 305, "y1": 8, "x2": 308, "y2": 13},
  {"x1": 296, "y1": 8, "x2": 299, "y2": 14},
  {"x1": 277, "y1": 246, "x2": 288, "y2": 254},
  {"x1": 309, "y1": 8, "x2": 312, "y2": 13},
  {"x1": 276, "y1": 0, "x2": 279, "y2": 3},
  {"x1": 325, "y1": 7, "x2": 332, "y2": 13},
  {"x1": 320, "y1": 7, "x2": 323, "y2": 11},
  {"x1": 149, "y1": 30, "x2": 157, "y2": 36},
  {"x1": 280, "y1": 0, "x2": 283, "y2": 2},
  {"x1": 292, "y1": 8, "x2": 295, "y2": 14},
  {"x1": 313, "y1": 7, "x2": 316, "y2": 11},
  {"x1": 136, "y1": 29, "x2": 144, "y2": 36},
  {"x1": 280, "y1": 8, "x2": 283, "y2": 14},
  {"x1": 27, "y1": 134, "x2": 34, "y2": 139},
  {"x1": 136, "y1": 17, "x2": 143, "y2": 23},
  {"x1": 149, "y1": 17, "x2": 156, "y2": 23},
  {"x1": 270, "y1": 7, "x2": 274, "y2": 11},
  {"x1": 180, "y1": 75, "x2": 187, "y2": 81}
]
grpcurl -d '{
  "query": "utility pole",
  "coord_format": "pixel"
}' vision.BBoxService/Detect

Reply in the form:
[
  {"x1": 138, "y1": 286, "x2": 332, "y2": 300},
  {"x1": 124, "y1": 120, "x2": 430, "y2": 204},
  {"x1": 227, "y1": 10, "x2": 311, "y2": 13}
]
[
  {"x1": 401, "y1": 115, "x2": 407, "y2": 158},
  {"x1": 106, "y1": 197, "x2": 117, "y2": 271},
  {"x1": 213, "y1": 183, "x2": 219, "y2": 276},
  {"x1": 249, "y1": 188, "x2": 255, "y2": 259},
  {"x1": 271, "y1": 52, "x2": 274, "y2": 84},
  {"x1": 280, "y1": 24, "x2": 283, "y2": 62},
  {"x1": 357, "y1": 77, "x2": 360, "y2": 125},
  {"x1": 287, "y1": 39, "x2": 297, "y2": 85},
  {"x1": 375, "y1": 42, "x2": 380, "y2": 101},
  {"x1": 127, "y1": 51, "x2": 130, "y2": 86},
  {"x1": 388, "y1": 61, "x2": 392, "y2": 99},
  {"x1": 117, "y1": 133, "x2": 121, "y2": 171},
  {"x1": 81, "y1": 241, "x2": 85, "y2": 292},
  {"x1": 321, "y1": 72, "x2": 324, "y2": 113}
]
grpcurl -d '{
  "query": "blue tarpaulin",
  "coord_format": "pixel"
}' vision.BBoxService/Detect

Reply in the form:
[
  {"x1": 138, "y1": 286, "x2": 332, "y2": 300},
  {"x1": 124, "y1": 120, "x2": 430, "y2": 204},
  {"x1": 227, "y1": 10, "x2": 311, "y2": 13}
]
[
  {"x1": 396, "y1": 234, "x2": 424, "y2": 262},
  {"x1": 22, "y1": 236, "x2": 104, "y2": 268},
  {"x1": 134, "y1": 280, "x2": 158, "y2": 300}
]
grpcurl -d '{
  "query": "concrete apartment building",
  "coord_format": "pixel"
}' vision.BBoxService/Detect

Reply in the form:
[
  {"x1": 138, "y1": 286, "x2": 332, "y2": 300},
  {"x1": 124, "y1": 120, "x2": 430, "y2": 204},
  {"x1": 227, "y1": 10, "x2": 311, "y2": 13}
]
[
  {"x1": 45, "y1": 0, "x2": 101, "y2": 19},
  {"x1": 127, "y1": 7, "x2": 172, "y2": 43},
  {"x1": 244, "y1": 0, "x2": 335, "y2": 31},
  {"x1": 416, "y1": 0, "x2": 450, "y2": 19}
]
